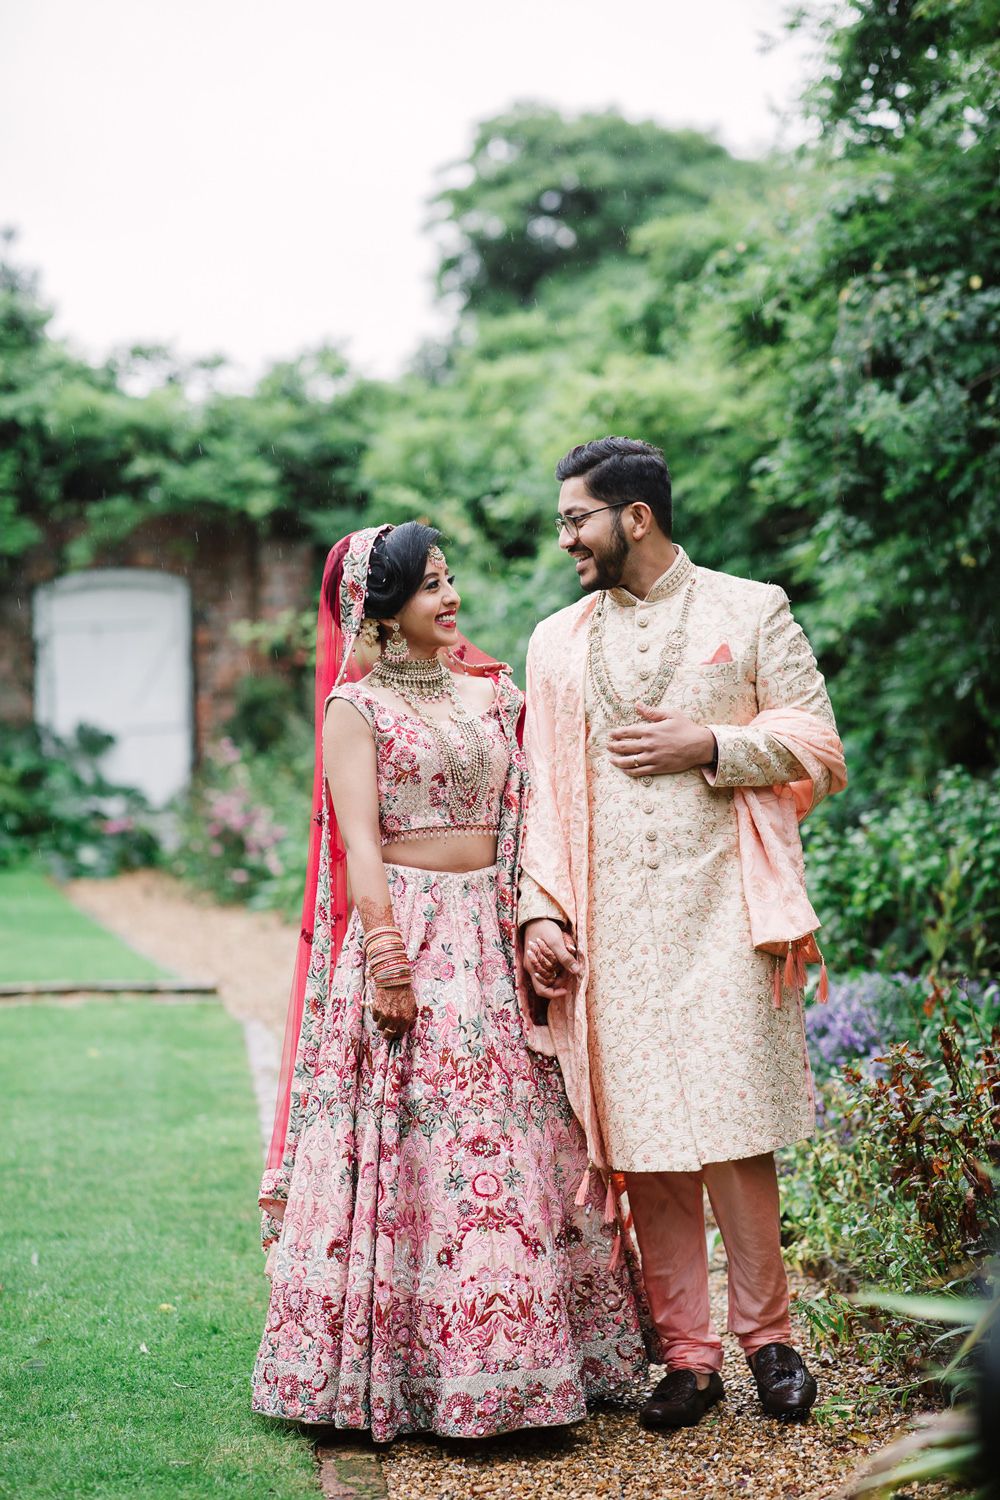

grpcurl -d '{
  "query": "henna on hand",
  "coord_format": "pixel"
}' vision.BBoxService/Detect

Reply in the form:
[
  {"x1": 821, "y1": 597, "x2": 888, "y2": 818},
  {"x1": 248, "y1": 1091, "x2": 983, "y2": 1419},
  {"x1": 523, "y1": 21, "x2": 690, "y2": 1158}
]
[
  {"x1": 356, "y1": 895, "x2": 415, "y2": 1038},
  {"x1": 357, "y1": 894, "x2": 396, "y2": 933},
  {"x1": 522, "y1": 918, "x2": 579, "y2": 1001},
  {"x1": 371, "y1": 982, "x2": 417, "y2": 1040}
]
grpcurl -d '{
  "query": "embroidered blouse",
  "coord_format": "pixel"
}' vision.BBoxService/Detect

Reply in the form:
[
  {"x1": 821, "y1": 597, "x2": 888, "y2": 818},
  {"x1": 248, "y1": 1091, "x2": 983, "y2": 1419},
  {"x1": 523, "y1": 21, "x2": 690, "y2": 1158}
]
[{"x1": 325, "y1": 680, "x2": 510, "y2": 845}]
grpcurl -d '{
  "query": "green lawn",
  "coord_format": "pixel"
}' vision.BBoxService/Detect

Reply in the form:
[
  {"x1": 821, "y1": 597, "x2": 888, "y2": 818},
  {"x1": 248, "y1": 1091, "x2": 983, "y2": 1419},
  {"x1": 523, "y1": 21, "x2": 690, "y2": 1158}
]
[
  {"x1": 0, "y1": 1000, "x2": 318, "y2": 1499},
  {"x1": 0, "y1": 867, "x2": 170, "y2": 985}
]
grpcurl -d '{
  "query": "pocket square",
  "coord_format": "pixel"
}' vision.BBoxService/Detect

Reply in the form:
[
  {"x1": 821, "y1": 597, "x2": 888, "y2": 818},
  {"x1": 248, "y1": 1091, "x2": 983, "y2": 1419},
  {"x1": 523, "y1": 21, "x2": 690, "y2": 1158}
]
[{"x1": 703, "y1": 642, "x2": 733, "y2": 665}]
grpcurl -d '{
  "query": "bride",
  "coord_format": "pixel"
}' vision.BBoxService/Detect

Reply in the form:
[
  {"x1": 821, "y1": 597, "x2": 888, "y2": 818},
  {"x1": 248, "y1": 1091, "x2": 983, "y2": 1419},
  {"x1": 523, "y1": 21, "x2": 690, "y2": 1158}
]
[{"x1": 252, "y1": 522, "x2": 651, "y2": 1442}]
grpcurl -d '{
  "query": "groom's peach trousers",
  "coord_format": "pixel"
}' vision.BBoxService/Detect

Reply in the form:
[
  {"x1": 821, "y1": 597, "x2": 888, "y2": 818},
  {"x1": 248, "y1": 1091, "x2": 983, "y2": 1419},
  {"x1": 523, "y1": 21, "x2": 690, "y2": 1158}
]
[{"x1": 625, "y1": 1152, "x2": 792, "y2": 1373}]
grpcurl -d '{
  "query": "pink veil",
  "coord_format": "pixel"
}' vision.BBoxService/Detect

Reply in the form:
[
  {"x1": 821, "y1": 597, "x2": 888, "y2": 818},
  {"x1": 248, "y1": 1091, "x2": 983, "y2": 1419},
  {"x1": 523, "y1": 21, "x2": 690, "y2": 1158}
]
[{"x1": 265, "y1": 527, "x2": 507, "y2": 1175}]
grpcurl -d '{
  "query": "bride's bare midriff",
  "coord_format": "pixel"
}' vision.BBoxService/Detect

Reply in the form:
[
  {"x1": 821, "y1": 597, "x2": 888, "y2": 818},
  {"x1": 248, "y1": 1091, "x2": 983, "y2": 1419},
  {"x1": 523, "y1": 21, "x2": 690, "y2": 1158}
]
[{"x1": 380, "y1": 831, "x2": 498, "y2": 873}]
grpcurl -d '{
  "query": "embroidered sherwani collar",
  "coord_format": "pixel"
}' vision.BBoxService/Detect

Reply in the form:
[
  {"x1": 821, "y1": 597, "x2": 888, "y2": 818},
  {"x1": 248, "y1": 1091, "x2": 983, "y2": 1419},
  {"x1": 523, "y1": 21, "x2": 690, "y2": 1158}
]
[{"x1": 607, "y1": 544, "x2": 694, "y2": 608}]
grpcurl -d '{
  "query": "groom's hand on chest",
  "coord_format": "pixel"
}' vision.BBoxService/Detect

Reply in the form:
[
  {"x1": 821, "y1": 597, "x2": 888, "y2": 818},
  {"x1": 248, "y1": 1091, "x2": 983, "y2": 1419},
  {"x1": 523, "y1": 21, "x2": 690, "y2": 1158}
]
[{"x1": 607, "y1": 704, "x2": 717, "y2": 778}]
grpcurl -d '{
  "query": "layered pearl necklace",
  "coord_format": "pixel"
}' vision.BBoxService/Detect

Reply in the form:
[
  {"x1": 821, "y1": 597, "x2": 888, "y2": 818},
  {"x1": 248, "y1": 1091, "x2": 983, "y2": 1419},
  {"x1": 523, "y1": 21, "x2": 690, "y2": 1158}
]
[
  {"x1": 587, "y1": 578, "x2": 696, "y2": 725},
  {"x1": 369, "y1": 655, "x2": 492, "y2": 820}
]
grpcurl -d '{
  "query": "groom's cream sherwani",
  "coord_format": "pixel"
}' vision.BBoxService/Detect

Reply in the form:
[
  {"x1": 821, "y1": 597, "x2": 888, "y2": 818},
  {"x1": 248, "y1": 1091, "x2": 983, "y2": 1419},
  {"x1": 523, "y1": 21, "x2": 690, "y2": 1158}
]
[{"x1": 519, "y1": 546, "x2": 838, "y2": 1174}]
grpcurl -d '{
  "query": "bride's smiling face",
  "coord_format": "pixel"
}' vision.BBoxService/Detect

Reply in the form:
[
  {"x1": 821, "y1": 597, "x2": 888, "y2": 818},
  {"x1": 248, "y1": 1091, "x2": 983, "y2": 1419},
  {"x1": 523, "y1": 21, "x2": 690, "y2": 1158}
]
[{"x1": 390, "y1": 554, "x2": 461, "y2": 658}]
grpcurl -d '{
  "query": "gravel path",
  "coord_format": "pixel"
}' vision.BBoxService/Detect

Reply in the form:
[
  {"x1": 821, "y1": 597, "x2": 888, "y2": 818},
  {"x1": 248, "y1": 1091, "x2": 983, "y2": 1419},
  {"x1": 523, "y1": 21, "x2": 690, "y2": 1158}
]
[
  {"x1": 66, "y1": 872, "x2": 946, "y2": 1500},
  {"x1": 66, "y1": 869, "x2": 299, "y2": 1034},
  {"x1": 378, "y1": 1271, "x2": 927, "y2": 1500}
]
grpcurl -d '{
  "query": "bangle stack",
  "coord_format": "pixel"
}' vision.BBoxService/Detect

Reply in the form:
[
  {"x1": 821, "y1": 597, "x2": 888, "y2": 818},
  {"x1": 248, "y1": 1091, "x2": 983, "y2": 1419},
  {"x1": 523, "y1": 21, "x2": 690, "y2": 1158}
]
[{"x1": 363, "y1": 925, "x2": 412, "y2": 989}]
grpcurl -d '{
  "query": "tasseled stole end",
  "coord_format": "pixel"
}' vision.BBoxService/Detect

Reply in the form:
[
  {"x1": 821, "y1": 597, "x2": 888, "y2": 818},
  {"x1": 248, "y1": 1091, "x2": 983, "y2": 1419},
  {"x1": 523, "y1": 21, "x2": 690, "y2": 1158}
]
[
  {"x1": 575, "y1": 1164, "x2": 633, "y2": 1272},
  {"x1": 773, "y1": 939, "x2": 829, "y2": 1008},
  {"x1": 611, "y1": 1171, "x2": 633, "y2": 1229}
]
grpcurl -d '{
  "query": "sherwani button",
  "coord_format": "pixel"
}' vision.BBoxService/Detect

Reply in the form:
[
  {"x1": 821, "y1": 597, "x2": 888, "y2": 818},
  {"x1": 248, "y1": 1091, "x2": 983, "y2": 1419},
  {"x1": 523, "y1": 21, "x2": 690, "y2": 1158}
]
[
  {"x1": 637, "y1": 641, "x2": 650, "y2": 653},
  {"x1": 643, "y1": 802, "x2": 654, "y2": 814},
  {"x1": 640, "y1": 776, "x2": 652, "y2": 786},
  {"x1": 637, "y1": 615, "x2": 649, "y2": 628},
  {"x1": 645, "y1": 829, "x2": 657, "y2": 841},
  {"x1": 647, "y1": 858, "x2": 660, "y2": 869}
]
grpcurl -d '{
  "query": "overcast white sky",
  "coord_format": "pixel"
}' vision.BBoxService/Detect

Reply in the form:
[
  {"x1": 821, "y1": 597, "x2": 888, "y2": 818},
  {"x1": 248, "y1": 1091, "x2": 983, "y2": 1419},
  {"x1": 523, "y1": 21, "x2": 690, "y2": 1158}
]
[{"x1": 1, "y1": 0, "x2": 817, "y2": 382}]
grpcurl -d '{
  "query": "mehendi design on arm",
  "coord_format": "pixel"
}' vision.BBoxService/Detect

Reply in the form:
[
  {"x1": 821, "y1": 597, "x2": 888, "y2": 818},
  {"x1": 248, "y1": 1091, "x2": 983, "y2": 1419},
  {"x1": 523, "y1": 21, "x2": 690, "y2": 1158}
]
[
  {"x1": 356, "y1": 894, "x2": 418, "y2": 1037},
  {"x1": 356, "y1": 894, "x2": 395, "y2": 935}
]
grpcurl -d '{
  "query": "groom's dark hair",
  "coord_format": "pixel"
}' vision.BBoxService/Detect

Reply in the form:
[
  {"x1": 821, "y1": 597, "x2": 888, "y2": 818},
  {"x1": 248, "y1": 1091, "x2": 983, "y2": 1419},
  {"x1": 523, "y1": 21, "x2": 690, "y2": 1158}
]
[{"x1": 555, "y1": 436, "x2": 672, "y2": 537}]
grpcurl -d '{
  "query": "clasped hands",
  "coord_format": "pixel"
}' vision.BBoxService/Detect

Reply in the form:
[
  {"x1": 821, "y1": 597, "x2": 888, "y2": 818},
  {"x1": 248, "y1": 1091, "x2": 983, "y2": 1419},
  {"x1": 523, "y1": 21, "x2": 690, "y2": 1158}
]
[
  {"x1": 607, "y1": 703, "x2": 716, "y2": 778},
  {"x1": 524, "y1": 919, "x2": 580, "y2": 1007}
]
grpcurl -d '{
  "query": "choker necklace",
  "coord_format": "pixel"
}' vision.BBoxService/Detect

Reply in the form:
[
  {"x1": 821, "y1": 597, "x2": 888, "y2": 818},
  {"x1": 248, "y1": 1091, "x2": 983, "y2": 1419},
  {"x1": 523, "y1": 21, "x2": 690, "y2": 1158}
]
[
  {"x1": 370, "y1": 653, "x2": 492, "y2": 819},
  {"x1": 370, "y1": 654, "x2": 451, "y2": 702}
]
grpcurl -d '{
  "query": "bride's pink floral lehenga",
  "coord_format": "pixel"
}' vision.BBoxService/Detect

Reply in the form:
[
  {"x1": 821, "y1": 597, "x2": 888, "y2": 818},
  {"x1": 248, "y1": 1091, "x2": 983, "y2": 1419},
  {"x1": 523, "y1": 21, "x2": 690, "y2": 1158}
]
[{"x1": 251, "y1": 535, "x2": 651, "y2": 1443}]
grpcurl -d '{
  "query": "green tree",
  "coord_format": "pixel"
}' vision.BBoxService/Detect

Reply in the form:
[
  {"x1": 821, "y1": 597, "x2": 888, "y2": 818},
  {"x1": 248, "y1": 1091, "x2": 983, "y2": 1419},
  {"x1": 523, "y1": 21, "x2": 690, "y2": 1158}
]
[
  {"x1": 431, "y1": 104, "x2": 745, "y2": 312},
  {"x1": 808, "y1": 0, "x2": 1000, "y2": 148},
  {"x1": 743, "y1": 0, "x2": 1000, "y2": 774},
  {"x1": 0, "y1": 237, "x2": 383, "y2": 573}
]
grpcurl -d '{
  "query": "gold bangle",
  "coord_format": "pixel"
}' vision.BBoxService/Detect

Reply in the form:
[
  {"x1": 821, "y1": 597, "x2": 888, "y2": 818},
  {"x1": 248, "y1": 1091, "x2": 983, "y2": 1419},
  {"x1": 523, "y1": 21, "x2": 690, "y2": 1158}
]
[{"x1": 363, "y1": 925, "x2": 402, "y2": 947}]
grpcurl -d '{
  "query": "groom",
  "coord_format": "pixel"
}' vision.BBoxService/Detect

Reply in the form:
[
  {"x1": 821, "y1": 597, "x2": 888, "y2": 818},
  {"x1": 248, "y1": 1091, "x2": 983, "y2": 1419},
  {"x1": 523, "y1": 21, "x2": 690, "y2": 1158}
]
[{"x1": 519, "y1": 436, "x2": 845, "y2": 1429}]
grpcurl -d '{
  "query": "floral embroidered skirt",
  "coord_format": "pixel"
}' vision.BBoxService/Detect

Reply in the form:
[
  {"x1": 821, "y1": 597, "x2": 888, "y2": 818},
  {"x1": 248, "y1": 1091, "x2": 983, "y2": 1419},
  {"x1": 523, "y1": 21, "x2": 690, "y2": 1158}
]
[{"x1": 252, "y1": 863, "x2": 651, "y2": 1442}]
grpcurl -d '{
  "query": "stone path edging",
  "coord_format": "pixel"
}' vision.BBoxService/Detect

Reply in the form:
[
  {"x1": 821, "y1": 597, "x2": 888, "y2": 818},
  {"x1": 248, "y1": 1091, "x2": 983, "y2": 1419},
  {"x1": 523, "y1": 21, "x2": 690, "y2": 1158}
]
[
  {"x1": 0, "y1": 979, "x2": 217, "y2": 997},
  {"x1": 243, "y1": 1017, "x2": 280, "y2": 1154},
  {"x1": 317, "y1": 1442, "x2": 389, "y2": 1499}
]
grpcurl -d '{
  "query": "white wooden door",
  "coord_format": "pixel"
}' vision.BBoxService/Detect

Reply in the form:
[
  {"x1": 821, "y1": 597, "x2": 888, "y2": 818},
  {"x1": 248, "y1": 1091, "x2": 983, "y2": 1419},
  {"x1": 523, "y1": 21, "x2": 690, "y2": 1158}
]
[{"x1": 33, "y1": 569, "x2": 193, "y2": 807}]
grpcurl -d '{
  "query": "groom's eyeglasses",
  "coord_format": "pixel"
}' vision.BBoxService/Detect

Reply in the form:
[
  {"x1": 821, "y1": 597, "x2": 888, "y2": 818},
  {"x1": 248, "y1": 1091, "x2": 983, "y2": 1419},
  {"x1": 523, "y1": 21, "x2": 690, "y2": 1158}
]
[{"x1": 553, "y1": 501, "x2": 630, "y2": 542}]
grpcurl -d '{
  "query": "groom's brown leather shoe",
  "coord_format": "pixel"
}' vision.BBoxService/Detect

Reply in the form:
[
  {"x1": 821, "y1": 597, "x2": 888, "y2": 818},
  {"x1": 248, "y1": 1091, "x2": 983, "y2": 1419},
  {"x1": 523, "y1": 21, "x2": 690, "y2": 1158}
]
[
  {"x1": 638, "y1": 1369, "x2": 725, "y2": 1430},
  {"x1": 748, "y1": 1342, "x2": 818, "y2": 1417}
]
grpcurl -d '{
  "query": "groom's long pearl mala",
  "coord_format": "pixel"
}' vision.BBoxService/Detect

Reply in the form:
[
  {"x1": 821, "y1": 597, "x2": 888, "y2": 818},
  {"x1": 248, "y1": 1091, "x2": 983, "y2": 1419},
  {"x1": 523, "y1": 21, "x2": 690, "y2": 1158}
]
[
  {"x1": 369, "y1": 652, "x2": 492, "y2": 822},
  {"x1": 587, "y1": 578, "x2": 697, "y2": 726}
]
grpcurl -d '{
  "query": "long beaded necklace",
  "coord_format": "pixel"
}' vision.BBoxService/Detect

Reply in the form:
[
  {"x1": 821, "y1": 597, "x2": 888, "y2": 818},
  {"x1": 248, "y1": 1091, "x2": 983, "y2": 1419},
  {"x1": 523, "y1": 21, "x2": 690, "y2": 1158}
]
[
  {"x1": 369, "y1": 655, "x2": 492, "y2": 820},
  {"x1": 587, "y1": 578, "x2": 697, "y2": 725}
]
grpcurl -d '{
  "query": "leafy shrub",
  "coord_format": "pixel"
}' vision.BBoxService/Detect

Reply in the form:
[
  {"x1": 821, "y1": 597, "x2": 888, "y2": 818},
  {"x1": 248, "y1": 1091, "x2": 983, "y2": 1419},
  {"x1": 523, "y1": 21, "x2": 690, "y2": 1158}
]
[
  {"x1": 839, "y1": 1290, "x2": 995, "y2": 1488},
  {"x1": 784, "y1": 985, "x2": 1000, "y2": 1381},
  {"x1": 0, "y1": 725, "x2": 160, "y2": 876},
  {"x1": 170, "y1": 734, "x2": 310, "y2": 914},
  {"x1": 804, "y1": 767, "x2": 1000, "y2": 976},
  {"x1": 843, "y1": 1291, "x2": 998, "y2": 1496},
  {"x1": 224, "y1": 674, "x2": 303, "y2": 755}
]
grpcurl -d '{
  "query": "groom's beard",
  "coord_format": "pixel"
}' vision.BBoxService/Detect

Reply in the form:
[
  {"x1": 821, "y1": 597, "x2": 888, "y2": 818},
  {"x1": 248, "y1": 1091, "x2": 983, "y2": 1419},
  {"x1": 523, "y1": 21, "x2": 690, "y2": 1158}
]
[{"x1": 573, "y1": 517, "x2": 630, "y2": 593}]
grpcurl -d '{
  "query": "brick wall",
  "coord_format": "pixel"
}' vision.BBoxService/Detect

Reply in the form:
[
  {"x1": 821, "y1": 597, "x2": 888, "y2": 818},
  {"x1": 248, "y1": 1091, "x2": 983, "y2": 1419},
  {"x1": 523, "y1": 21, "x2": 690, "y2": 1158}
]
[{"x1": 0, "y1": 518, "x2": 315, "y2": 760}]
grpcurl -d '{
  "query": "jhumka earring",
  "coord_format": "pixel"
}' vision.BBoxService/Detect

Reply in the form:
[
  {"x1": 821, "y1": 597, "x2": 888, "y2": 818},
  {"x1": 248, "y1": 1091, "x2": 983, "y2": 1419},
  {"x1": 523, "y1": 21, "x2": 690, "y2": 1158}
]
[{"x1": 383, "y1": 622, "x2": 410, "y2": 664}]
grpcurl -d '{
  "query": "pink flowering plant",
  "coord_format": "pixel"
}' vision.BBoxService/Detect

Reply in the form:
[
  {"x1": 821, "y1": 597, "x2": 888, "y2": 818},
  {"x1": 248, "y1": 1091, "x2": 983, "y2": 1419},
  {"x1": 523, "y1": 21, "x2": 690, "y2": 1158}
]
[{"x1": 171, "y1": 735, "x2": 308, "y2": 911}]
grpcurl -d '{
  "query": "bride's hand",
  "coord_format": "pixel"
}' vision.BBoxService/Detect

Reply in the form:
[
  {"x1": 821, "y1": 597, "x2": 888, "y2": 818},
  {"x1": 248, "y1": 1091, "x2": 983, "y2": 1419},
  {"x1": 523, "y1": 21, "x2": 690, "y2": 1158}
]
[
  {"x1": 523, "y1": 918, "x2": 580, "y2": 1001},
  {"x1": 372, "y1": 983, "x2": 417, "y2": 1041}
]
